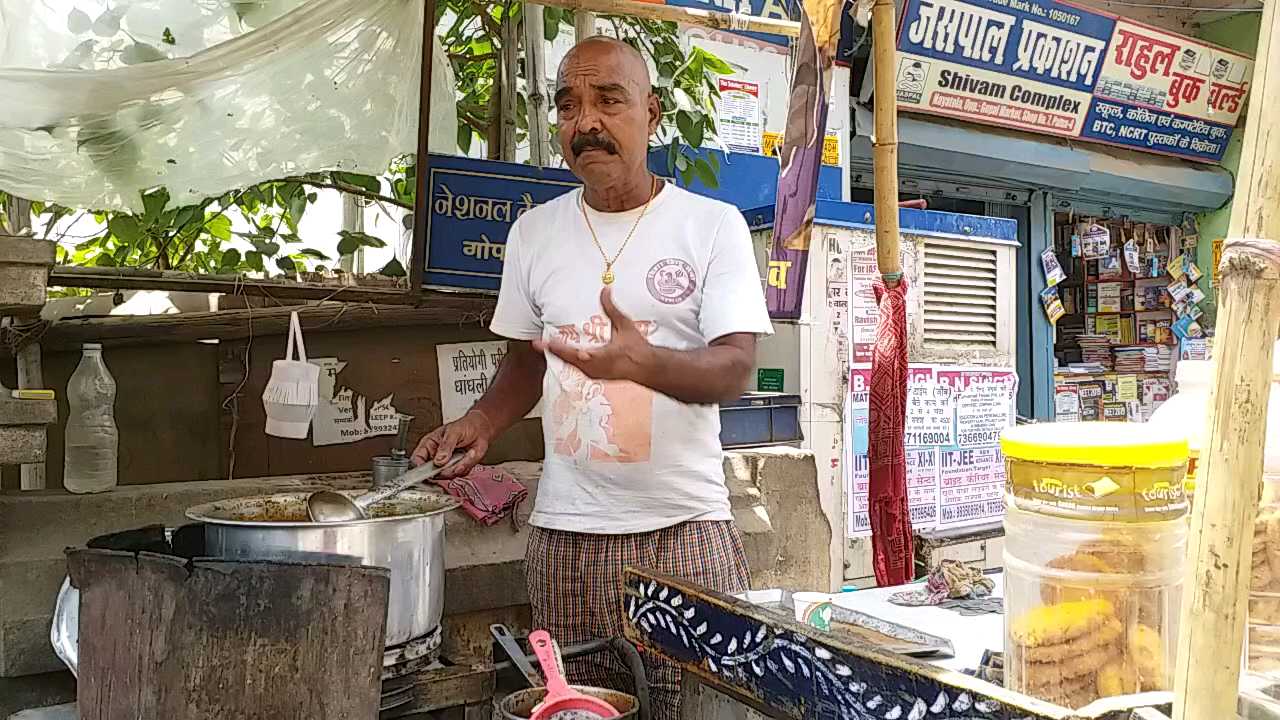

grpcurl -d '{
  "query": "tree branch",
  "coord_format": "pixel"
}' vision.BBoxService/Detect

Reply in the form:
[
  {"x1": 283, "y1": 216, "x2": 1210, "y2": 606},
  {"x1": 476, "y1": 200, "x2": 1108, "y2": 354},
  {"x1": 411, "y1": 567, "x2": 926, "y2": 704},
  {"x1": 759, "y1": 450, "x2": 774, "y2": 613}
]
[{"x1": 286, "y1": 177, "x2": 412, "y2": 210}]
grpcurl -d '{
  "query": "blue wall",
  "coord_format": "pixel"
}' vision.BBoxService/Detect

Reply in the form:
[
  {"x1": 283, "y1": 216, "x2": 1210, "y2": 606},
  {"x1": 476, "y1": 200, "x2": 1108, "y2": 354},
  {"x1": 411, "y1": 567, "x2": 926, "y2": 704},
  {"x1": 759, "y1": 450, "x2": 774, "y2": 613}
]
[{"x1": 647, "y1": 146, "x2": 843, "y2": 212}]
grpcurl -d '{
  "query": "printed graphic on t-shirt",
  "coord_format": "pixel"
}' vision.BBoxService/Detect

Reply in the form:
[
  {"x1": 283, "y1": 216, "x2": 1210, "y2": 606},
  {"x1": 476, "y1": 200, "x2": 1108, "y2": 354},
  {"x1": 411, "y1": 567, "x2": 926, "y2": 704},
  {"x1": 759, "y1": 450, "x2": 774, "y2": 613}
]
[
  {"x1": 646, "y1": 258, "x2": 698, "y2": 305},
  {"x1": 548, "y1": 316, "x2": 658, "y2": 465}
]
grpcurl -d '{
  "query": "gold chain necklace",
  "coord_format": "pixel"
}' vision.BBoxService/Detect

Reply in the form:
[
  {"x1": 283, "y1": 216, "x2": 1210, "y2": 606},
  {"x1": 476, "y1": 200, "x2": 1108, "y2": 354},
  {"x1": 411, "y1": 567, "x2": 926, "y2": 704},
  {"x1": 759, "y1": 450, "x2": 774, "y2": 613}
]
[{"x1": 579, "y1": 176, "x2": 659, "y2": 285}]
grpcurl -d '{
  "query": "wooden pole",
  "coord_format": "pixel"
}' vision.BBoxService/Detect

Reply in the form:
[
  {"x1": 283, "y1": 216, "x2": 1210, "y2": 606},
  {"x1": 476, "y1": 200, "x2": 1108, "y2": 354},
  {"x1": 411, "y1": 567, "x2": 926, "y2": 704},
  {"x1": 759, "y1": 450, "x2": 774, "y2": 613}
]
[
  {"x1": 1173, "y1": 3, "x2": 1280, "y2": 718},
  {"x1": 501, "y1": 12, "x2": 521, "y2": 162},
  {"x1": 871, "y1": 0, "x2": 900, "y2": 283},
  {"x1": 523, "y1": 5, "x2": 552, "y2": 167},
  {"x1": 575, "y1": 10, "x2": 596, "y2": 40},
  {"x1": 408, "y1": 0, "x2": 439, "y2": 295}
]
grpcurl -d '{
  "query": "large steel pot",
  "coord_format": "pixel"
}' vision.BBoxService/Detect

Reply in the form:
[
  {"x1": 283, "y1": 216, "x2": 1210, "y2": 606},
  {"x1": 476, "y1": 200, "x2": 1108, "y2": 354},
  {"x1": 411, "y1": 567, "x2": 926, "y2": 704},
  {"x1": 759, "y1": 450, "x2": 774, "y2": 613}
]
[{"x1": 185, "y1": 489, "x2": 458, "y2": 647}]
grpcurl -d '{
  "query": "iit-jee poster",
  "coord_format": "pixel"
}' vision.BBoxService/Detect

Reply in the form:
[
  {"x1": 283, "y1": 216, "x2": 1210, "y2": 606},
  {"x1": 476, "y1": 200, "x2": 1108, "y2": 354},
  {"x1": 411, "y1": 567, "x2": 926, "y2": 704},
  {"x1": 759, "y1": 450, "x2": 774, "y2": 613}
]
[
  {"x1": 845, "y1": 364, "x2": 1018, "y2": 537},
  {"x1": 893, "y1": 0, "x2": 1253, "y2": 163}
]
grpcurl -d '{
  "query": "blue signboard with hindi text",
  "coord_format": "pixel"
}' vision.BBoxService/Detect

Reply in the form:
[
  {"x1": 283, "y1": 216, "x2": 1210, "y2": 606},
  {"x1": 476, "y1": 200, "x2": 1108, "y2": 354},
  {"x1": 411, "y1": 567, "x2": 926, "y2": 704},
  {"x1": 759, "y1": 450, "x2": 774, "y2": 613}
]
[{"x1": 422, "y1": 155, "x2": 579, "y2": 292}]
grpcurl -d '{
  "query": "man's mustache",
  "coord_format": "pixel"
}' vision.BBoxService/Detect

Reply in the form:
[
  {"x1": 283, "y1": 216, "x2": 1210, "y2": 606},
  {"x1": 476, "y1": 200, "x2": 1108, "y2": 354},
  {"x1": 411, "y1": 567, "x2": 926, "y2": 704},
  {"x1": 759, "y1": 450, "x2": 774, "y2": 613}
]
[{"x1": 571, "y1": 133, "x2": 618, "y2": 156}]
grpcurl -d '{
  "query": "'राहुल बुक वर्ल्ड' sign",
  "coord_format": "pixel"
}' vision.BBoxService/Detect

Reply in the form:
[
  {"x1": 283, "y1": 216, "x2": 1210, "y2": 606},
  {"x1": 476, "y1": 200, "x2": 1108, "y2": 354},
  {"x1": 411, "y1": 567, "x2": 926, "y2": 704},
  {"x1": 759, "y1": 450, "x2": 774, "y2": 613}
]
[{"x1": 893, "y1": 0, "x2": 1252, "y2": 162}]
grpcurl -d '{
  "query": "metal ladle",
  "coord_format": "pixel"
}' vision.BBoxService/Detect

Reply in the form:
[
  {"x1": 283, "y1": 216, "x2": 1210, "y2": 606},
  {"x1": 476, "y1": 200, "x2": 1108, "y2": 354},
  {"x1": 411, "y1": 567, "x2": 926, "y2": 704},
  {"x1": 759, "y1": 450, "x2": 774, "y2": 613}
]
[{"x1": 306, "y1": 451, "x2": 466, "y2": 523}]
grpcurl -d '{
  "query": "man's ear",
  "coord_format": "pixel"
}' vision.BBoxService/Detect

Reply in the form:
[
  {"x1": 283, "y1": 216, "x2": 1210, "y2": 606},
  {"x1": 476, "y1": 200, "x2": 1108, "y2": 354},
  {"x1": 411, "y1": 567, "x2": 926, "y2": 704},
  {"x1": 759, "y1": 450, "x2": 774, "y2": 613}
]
[{"x1": 647, "y1": 92, "x2": 661, "y2": 134}]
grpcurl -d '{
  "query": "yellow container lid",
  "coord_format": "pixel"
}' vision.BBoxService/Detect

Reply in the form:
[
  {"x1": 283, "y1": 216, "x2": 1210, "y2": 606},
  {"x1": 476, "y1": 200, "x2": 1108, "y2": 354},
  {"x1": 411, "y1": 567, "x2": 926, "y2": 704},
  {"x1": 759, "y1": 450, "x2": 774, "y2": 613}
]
[{"x1": 1000, "y1": 421, "x2": 1189, "y2": 469}]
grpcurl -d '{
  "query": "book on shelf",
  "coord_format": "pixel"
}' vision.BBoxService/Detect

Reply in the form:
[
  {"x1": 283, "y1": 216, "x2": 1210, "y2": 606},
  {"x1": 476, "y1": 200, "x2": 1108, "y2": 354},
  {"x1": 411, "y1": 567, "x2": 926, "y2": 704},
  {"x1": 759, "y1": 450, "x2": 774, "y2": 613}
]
[{"x1": 1097, "y1": 282, "x2": 1123, "y2": 313}]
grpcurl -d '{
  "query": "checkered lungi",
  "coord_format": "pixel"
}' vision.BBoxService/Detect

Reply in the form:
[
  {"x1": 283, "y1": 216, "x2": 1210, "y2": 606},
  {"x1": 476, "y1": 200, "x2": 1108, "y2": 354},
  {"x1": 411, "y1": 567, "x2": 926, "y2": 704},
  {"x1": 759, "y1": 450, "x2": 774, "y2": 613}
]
[{"x1": 525, "y1": 521, "x2": 749, "y2": 720}]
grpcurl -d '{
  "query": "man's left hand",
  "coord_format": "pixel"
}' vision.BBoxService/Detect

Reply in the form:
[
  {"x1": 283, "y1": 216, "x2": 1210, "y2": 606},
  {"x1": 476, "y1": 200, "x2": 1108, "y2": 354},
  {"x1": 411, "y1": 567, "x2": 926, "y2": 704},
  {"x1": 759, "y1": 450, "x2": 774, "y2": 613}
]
[{"x1": 534, "y1": 287, "x2": 652, "y2": 382}]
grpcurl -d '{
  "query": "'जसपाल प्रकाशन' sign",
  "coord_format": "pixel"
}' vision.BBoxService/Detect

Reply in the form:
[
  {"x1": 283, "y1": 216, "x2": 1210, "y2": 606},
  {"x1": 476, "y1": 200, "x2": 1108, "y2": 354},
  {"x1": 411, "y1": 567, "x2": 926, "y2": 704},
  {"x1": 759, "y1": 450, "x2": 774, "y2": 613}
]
[{"x1": 893, "y1": 0, "x2": 1253, "y2": 163}]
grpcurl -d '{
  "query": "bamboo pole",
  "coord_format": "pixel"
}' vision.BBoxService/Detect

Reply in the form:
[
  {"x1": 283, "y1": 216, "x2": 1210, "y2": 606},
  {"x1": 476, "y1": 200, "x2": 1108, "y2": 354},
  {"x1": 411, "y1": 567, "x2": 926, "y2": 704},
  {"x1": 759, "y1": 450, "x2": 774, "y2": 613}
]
[
  {"x1": 871, "y1": 0, "x2": 900, "y2": 284},
  {"x1": 534, "y1": 0, "x2": 801, "y2": 37},
  {"x1": 1173, "y1": 2, "x2": 1280, "y2": 718}
]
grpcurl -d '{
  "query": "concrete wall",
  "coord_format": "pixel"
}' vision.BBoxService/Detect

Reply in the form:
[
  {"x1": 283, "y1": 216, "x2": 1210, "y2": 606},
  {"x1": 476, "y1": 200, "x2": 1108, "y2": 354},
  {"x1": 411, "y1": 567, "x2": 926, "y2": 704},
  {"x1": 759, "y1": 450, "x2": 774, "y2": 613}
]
[{"x1": 0, "y1": 449, "x2": 829, "y2": 716}]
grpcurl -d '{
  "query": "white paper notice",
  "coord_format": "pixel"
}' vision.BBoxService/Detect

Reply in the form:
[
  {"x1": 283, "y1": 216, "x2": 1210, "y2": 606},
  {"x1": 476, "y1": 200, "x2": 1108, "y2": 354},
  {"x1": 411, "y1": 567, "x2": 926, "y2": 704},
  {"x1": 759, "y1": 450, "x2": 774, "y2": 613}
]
[
  {"x1": 938, "y1": 447, "x2": 1006, "y2": 529},
  {"x1": 847, "y1": 452, "x2": 871, "y2": 537},
  {"x1": 310, "y1": 357, "x2": 400, "y2": 446},
  {"x1": 437, "y1": 341, "x2": 541, "y2": 424},
  {"x1": 843, "y1": 363, "x2": 1017, "y2": 538},
  {"x1": 904, "y1": 367, "x2": 955, "y2": 447},
  {"x1": 938, "y1": 369, "x2": 1018, "y2": 448},
  {"x1": 717, "y1": 78, "x2": 763, "y2": 154},
  {"x1": 907, "y1": 448, "x2": 940, "y2": 528}
]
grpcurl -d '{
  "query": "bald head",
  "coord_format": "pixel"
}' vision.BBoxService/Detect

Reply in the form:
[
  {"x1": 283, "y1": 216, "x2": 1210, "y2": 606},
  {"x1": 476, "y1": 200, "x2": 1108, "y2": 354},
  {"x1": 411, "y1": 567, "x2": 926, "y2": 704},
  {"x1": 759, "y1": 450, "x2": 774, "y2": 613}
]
[
  {"x1": 554, "y1": 36, "x2": 660, "y2": 192},
  {"x1": 558, "y1": 36, "x2": 652, "y2": 91}
]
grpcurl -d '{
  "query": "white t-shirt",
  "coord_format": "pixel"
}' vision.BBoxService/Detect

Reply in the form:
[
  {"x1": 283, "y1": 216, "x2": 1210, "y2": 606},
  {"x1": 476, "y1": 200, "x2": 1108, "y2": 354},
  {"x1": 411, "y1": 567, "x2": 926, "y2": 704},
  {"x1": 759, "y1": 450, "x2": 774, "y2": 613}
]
[{"x1": 489, "y1": 183, "x2": 773, "y2": 534}]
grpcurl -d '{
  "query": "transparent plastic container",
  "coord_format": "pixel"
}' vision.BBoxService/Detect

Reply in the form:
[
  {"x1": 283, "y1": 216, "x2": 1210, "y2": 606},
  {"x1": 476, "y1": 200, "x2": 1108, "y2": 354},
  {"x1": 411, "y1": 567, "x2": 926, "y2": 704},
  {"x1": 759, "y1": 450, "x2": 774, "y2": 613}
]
[
  {"x1": 63, "y1": 343, "x2": 118, "y2": 494},
  {"x1": 1147, "y1": 358, "x2": 1211, "y2": 503},
  {"x1": 1000, "y1": 422, "x2": 1188, "y2": 708},
  {"x1": 1249, "y1": 476, "x2": 1280, "y2": 678}
]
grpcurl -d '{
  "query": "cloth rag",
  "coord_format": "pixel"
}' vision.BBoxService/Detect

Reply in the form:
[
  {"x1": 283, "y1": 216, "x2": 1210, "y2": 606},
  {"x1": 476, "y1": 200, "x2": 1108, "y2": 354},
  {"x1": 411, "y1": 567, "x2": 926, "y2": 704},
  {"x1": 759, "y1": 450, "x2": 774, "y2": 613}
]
[
  {"x1": 431, "y1": 465, "x2": 527, "y2": 527},
  {"x1": 868, "y1": 277, "x2": 914, "y2": 586},
  {"x1": 889, "y1": 559, "x2": 996, "y2": 607}
]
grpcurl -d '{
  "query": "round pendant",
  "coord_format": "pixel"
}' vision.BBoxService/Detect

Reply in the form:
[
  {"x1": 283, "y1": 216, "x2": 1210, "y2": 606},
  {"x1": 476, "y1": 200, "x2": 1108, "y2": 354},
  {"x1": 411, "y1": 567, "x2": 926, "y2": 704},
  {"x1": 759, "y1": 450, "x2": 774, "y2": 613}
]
[{"x1": 602, "y1": 269, "x2": 615, "y2": 285}]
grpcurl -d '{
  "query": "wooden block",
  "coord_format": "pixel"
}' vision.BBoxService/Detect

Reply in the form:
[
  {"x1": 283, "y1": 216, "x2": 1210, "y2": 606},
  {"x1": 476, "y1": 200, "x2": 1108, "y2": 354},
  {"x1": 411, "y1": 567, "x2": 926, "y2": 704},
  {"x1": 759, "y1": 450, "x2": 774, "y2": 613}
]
[
  {"x1": 0, "y1": 399, "x2": 56, "y2": 427},
  {"x1": 69, "y1": 549, "x2": 389, "y2": 720},
  {"x1": 0, "y1": 237, "x2": 54, "y2": 316},
  {"x1": 0, "y1": 398, "x2": 56, "y2": 466},
  {"x1": 401, "y1": 659, "x2": 494, "y2": 714},
  {"x1": 0, "y1": 426, "x2": 47, "y2": 465}
]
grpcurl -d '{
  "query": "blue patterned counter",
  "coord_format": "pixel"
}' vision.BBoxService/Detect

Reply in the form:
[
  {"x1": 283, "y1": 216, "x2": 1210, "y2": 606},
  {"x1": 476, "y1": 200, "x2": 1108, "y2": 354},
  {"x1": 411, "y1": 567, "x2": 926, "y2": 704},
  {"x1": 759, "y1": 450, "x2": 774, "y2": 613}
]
[{"x1": 622, "y1": 568, "x2": 1173, "y2": 720}]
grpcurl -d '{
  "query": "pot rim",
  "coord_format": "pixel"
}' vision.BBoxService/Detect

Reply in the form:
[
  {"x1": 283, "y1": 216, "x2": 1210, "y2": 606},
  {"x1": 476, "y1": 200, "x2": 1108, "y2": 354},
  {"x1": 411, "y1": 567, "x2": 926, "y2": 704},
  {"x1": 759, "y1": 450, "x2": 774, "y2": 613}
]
[{"x1": 186, "y1": 489, "x2": 460, "y2": 528}]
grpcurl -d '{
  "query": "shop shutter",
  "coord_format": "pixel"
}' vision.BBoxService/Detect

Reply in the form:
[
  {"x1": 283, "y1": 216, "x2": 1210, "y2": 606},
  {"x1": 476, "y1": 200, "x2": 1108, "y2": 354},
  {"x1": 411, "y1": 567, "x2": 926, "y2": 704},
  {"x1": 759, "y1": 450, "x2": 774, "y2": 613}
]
[{"x1": 921, "y1": 238, "x2": 1014, "y2": 353}]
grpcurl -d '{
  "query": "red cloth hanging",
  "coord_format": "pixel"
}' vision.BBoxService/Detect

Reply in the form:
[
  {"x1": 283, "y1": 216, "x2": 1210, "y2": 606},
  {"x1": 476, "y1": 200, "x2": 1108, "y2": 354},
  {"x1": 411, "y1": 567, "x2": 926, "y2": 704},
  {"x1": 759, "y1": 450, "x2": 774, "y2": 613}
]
[{"x1": 868, "y1": 277, "x2": 914, "y2": 586}]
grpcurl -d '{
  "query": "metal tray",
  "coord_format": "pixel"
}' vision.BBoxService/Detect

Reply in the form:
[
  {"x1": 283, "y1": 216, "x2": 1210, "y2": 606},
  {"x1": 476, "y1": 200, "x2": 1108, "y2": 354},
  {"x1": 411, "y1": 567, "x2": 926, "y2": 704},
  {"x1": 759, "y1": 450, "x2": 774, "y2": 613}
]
[{"x1": 735, "y1": 589, "x2": 955, "y2": 659}]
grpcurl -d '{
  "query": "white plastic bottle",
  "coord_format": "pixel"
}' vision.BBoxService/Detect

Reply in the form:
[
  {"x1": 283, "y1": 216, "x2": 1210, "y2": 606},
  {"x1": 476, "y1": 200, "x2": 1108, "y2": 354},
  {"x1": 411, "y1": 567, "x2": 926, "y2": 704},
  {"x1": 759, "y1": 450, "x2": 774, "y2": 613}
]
[
  {"x1": 1147, "y1": 357, "x2": 1213, "y2": 501},
  {"x1": 63, "y1": 343, "x2": 118, "y2": 494}
]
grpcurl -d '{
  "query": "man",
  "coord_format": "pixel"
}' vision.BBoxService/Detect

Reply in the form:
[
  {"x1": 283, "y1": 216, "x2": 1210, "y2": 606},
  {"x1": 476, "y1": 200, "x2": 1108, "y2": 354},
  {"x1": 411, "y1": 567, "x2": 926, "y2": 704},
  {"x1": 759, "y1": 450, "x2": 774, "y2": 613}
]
[{"x1": 413, "y1": 36, "x2": 772, "y2": 720}]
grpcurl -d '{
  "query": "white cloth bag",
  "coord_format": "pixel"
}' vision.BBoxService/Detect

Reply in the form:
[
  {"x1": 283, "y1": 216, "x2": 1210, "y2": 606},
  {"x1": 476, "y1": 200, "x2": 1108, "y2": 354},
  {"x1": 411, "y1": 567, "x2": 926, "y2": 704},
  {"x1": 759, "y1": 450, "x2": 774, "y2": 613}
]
[{"x1": 262, "y1": 311, "x2": 320, "y2": 439}]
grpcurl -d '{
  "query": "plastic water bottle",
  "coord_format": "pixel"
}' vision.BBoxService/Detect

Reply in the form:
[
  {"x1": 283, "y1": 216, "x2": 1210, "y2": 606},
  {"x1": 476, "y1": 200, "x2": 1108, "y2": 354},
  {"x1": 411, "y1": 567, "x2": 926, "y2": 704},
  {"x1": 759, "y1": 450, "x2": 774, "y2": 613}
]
[{"x1": 63, "y1": 343, "x2": 118, "y2": 494}]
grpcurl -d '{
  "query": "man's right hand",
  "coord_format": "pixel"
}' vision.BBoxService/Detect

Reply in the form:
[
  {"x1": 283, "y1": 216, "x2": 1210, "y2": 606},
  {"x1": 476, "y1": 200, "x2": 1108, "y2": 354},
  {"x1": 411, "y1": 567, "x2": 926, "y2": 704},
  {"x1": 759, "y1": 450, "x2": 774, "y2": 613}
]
[{"x1": 411, "y1": 409, "x2": 495, "y2": 479}]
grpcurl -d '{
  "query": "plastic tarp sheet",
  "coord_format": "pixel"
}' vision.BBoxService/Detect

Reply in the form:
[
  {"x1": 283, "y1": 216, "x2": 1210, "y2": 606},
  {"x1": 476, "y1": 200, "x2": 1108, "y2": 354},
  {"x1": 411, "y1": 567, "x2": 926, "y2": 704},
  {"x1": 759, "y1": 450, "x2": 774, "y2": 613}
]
[{"x1": 0, "y1": 0, "x2": 457, "y2": 212}]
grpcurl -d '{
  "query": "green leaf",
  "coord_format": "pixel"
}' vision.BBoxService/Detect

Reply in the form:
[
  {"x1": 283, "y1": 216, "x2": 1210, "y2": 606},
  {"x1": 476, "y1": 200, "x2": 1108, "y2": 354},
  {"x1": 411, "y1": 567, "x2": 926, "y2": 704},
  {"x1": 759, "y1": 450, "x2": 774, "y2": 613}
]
[
  {"x1": 107, "y1": 215, "x2": 142, "y2": 244},
  {"x1": 281, "y1": 233, "x2": 303, "y2": 244},
  {"x1": 458, "y1": 124, "x2": 474, "y2": 154},
  {"x1": 700, "y1": 52, "x2": 734, "y2": 75},
  {"x1": 245, "y1": 250, "x2": 264, "y2": 272},
  {"x1": 275, "y1": 256, "x2": 299, "y2": 274},
  {"x1": 296, "y1": 248, "x2": 330, "y2": 260},
  {"x1": 333, "y1": 172, "x2": 381, "y2": 194},
  {"x1": 544, "y1": 8, "x2": 562, "y2": 41},
  {"x1": 692, "y1": 158, "x2": 718, "y2": 189},
  {"x1": 253, "y1": 240, "x2": 281, "y2": 257},
  {"x1": 205, "y1": 214, "x2": 232, "y2": 241},
  {"x1": 220, "y1": 248, "x2": 241, "y2": 270},
  {"x1": 379, "y1": 258, "x2": 407, "y2": 277},
  {"x1": 708, "y1": 151, "x2": 721, "y2": 172},
  {"x1": 161, "y1": 27, "x2": 176, "y2": 45},
  {"x1": 676, "y1": 111, "x2": 703, "y2": 147},
  {"x1": 674, "y1": 152, "x2": 690, "y2": 172},
  {"x1": 339, "y1": 230, "x2": 387, "y2": 249},
  {"x1": 67, "y1": 9, "x2": 92, "y2": 34},
  {"x1": 140, "y1": 187, "x2": 169, "y2": 221},
  {"x1": 285, "y1": 185, "x2": 308, "y2": 222},
  {"x1": 679, "y1": 165, "x2": 694, "y2": 186},
  {"x1": 121, "y1": 42, "x2": 166, "y2": 65},
  {"x1": 93, "y1": 252, "x2": 118, "y2": 267},
  {"x1": 337, "y1": 236, "x2": 360, "y2": 256}
]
